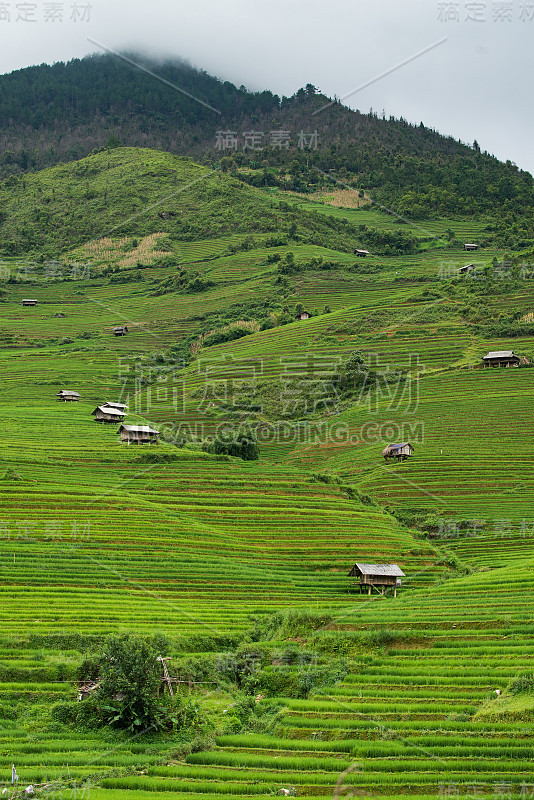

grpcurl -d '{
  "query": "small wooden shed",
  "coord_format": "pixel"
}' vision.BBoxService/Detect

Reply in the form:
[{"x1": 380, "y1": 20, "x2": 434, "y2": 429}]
[
  {"x1": 22, "y1": 299, "x2": 38, "y2": 306},
  {"x1": 77, "y1": 681, "x2": 101, "y2": 702},
  {"x1": 296, "y1": 311, "x2": 311, "y2": 320},
  {"x1": 113, "y1": 326, "x2": 129, "y2": 336},
  {"x1": 382, "y1": 442, "x2": 414, "y2": 461},
  {"x1": 464, "y1": 243, "x2": 479, "y2": 251},
  {"x1": 118, "y1": 424, "x2": 159, "y2": 445},
  {"x1": 56, "y1": 390, "x2": 80, "y2": 402},
  {"x1": 348, "y1": 562, "x2": 405, "y2": 597},
  {"x1": 354, "y1": 249, "x2": 370, "y2": 257},
  {"x1": 483, "y1": 350, "x2": 519, "y2": 368},
  {"x1": 92, "y1": 405, "x2": 126, "y2": 423},
  {"x1": 458, "y1": 264, "x2": 474, "y2": 275}
]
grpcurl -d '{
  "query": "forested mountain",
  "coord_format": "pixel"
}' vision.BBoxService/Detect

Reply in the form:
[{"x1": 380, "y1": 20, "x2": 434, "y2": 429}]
[{"x1": 1, "y1": 52, "x2": 533, "y2": 225}]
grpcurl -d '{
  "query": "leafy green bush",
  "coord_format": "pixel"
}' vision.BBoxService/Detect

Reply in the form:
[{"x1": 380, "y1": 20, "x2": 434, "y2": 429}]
[
  {"x1": 250, "y1": 609, "x2": 333, "y2": 641},
  {"x1": 202, "y1": 327, "x2": 254, "y2": 347},
  {"x1": 153, "y1": 269, "x2": 215, "y2": 295},
  {"x1": 508, "y1": 673, "x2": 534, "y2": 695},
  {"x1": 109, "y1": 269, "x2": 144, "y2": 283},
  {"x1": 204, "y1": 430, "x2": 259, "y2": 461},
  {"x1": 50, "y1": 701, "x2": 79, "y2": 726},
  {"x1": 76, "y1": 633, "x2": 174, "y2": 733}
]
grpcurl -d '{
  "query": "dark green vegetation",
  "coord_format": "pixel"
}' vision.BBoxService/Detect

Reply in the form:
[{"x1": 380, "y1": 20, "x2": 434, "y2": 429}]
[
  {"x1": 0, "y1": 145, "x2": 533, "y2": 797},
  {"x1": 0, "y1": 148, "x2": 368, "y2": 256},
  {"x1": 1, "y1": 53, "x2": 534, "y2": 240}
]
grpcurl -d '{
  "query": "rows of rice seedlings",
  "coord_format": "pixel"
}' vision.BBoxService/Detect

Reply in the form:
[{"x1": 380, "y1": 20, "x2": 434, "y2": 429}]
[
  {"x1": 292, "y1": 201, "x2": 491, "y2": 241},
  {"x1": 2, "y1": 222, "x2": 534, "y2": 797},
  {"x1": 176, "y1": 546, "x2": 533, "y2": 796},
  {"x1": 0, "y1": 355, "x2": 442, "y2": 641}
]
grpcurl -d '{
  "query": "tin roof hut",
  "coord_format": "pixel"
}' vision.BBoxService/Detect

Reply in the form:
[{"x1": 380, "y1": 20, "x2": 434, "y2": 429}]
[
  {"x1": 118, "y1": 424, "x2": 159, "y2": 445},
  {"x1": 354, "y1": 249, "x2": 370, "y2": 257},
  {"x1": 56, "y1": 390, "x2": 80, "y2": 402},
  {"x1": 348, "y1": 563, "x2": 405, "y2": 597},
  {"x1": 92, "y1": 405, "x2": 126, "y2": 423},
  {"x1": 382, "y1": 442, "x2": 414, "y2": 461},
  {"x1": 482, "y1": 350, "x2": 519, "y2": 368},
  {"x1": 296, "y1": 310, "x2": 311, "y2": 320},
  {"x1": 464, "y1": 243, "x2": 479, "y2": 251},
  {"x1": 22, "y1": 299, "x2": 38, "y2": 306},
  {"x1": 113, "y1": 326, "x2": 129, "y2": 336}
]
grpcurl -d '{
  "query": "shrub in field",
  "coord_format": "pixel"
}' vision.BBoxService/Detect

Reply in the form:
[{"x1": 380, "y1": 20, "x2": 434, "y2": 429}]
[
  {"x1": 204, "y1": 430, "x2": 259, "y2": 461},
  {"x1": 135, "y1": 452, "x2": 184, "y2": 463},
  {"x1": 50, "y1": 701, "x2": 79, "y2": 726},
  {"x1": 249, "y1": 609, "x2": 333, "y2": 641},
  {"x1": 174, "y1": 633, "x2": 243, "y2": 653},
  {"x1": 84, "y1": 634, "x2": 175, "y2": 732},
  {"x1": 172, "y1": 653, "x2": 221, "y2": 686},
  {"x1": 299, "y1": 659, "x2": 350, "y2": 699},
  {"x1": 242, "y1": 658, "x2": 349, "y2": 699},
  {"x1": 508, "y1": 673, "x2": 534, "y2": 694},
  {"x1": 222, "y1": 696, "x2": 282, "y2": 734},
  {"x1": 1, "y1": 468, "x2": 24, "y2": 481},
  {"x1": 201, "y1": 326, "x2": 256, "y2": 348},
  {"x1": 109, "y1": 269, "x2": 144, "y2": 284},
  {"x1": 0, "y1": 703, "x2": 17, "y2": 720},
  {"x1": 153, "y1": 269, "x2": 215, "y2": 295}
]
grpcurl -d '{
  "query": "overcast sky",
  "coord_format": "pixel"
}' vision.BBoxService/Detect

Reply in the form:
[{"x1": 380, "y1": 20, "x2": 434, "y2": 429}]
[{"x1": 1, "y1": 0, "x2": 532, "y2": 171}]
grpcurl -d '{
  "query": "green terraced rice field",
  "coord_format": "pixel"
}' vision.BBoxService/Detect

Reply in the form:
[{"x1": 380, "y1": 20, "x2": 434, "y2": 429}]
[{"x1": 1, "y1": 196, "x2": 534, "y2": 800}]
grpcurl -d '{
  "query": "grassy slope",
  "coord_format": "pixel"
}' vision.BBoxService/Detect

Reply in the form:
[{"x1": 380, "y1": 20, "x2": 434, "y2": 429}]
[
  {"x1": 0, "y1": 147, "x2": 368, "y2": 257},
  {"x1": 0, "y1": 149, "x2": 533, "y2": 797}
]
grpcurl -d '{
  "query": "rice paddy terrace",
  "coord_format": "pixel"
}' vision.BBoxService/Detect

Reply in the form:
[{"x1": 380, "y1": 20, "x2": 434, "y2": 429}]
[{"x1": 1, "y1": 149, "x2": 533, "y2": 798}]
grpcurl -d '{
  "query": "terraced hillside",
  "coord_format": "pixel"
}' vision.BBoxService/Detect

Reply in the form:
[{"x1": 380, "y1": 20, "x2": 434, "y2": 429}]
[{"x1": 1, "y1": 148, "x2": 533, "y2": 799}]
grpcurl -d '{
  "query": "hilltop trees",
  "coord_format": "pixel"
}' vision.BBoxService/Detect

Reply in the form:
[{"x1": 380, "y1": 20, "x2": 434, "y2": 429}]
[{"x1": 0, "y1": 52, "x2": 533, "y2": 236}]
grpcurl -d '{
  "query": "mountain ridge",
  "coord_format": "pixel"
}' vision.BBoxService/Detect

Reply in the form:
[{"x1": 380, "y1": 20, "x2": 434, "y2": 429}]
[{"x1": 1, "y1": 52, "x2": 532, "y2": 230}]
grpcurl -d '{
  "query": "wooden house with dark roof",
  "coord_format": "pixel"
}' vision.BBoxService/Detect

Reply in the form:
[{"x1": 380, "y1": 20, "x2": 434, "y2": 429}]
[
  {"x1": 348, "y1": 562, "x2": 405, "y2": 597},
  {"x1": 113, "y1": 326, "x2": 129, "y2": 336},
  {"x1": 56, "y1": 390, "x2": 80, "y2": 402},
  {"x1": 118, "y1": 424, "x2": 159, "y2": 445},
  {"x1": 382, "y1": 442, "x2": 414, "y2": 461},
  {"x1": 482, "y1": 350, "x2": 519, "y2": 368},
  {"x1": 464, "y1": 243, "x2": 479, "y2": 251},
  {"x1": 92, "y1": 405, "x2": 126, "y2": 423}
]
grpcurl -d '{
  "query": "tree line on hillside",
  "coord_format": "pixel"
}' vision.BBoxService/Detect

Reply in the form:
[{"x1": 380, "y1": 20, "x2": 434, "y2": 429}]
[{"x1": 0, "y1": 53, "x2": 533, "y2": 234}]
